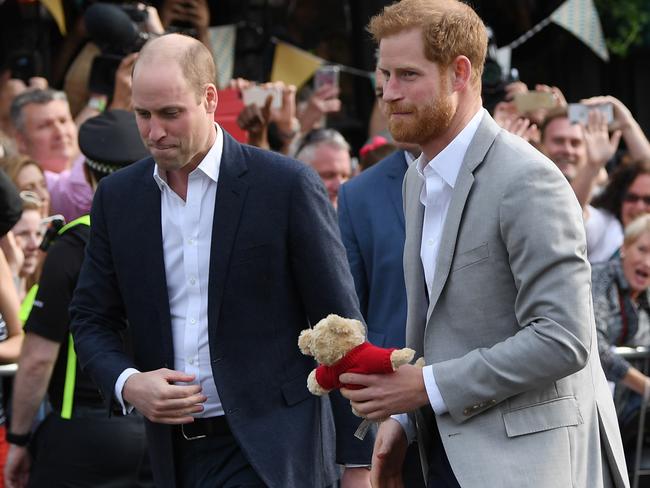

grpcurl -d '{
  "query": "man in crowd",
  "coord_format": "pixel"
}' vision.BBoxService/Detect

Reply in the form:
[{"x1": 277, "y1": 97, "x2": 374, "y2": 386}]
[
  {"x1": 10, "y1": 89, "x2": 80, "y2": 174},
  {"x1": 339, "y1": 1, "x2": 628, "y2": 487},
  {"x1": 295, "y1": 128, "x2": 352, "y2": 209},
  {"x1": 10, "y1": 89, "x2": 92, "y2": 221},
  {"x1": 69, "y1": 34, "x2": 372, "y2": 488}
]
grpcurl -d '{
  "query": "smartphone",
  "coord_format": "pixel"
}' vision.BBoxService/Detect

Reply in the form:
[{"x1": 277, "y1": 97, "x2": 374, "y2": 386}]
[
  {"x1": 241, "y1": 85, "x2": 282, "y2": 110},
  {"x1": 314, "y1": 65, "x2": 340, "y2": 91},
  {"x1": 568, "y1": 103, "x2": 614, "y2": 125},
  {"x1": 513, "y1": 91, "x2": 556, "y2": 114}
]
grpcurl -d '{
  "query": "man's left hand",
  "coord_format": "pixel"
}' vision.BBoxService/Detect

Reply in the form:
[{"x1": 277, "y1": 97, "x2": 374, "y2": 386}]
[
  {"x1": 340, "y1": 365, "x2": 430, "y2": 420},
  {"x1": 340, "y1": 466, "x2": 371, "y2": 488}
]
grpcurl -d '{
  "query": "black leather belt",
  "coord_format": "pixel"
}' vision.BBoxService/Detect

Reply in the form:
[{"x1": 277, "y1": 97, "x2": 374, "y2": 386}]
[{"x1": 178, "y1": 416, "x2": 230, "y2": 441}]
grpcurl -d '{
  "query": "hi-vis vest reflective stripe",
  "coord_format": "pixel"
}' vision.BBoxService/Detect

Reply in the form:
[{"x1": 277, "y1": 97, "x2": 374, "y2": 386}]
[{"x1": 58, "y1": 215, "x2": 90, "y2": 420}]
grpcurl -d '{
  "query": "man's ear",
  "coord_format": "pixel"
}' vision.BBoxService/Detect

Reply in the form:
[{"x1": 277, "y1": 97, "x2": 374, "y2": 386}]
[
  {"x1": 451, "y1": 55, "x2": 472, "y2": 92},
  {"x1": 205, "y1": 84, "x2": 218, "y2": 115}
]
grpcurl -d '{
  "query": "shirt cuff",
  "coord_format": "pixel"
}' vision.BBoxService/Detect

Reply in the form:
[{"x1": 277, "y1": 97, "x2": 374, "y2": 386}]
[
  {"x1": 423, "y1": 364, "x2": 448, "y2": 415},
  {"x1": 390, "y1": 413, "x2": 417, "y2": 445},
  {"x1": 114, "y1": 368, "x2": 140, "y2": 415}
]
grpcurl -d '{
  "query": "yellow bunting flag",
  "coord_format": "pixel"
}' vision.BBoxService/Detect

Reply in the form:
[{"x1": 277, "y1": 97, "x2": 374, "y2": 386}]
[
  {"x1": 41, "y1": 0, "x2": 66, "y2": 35},
  {"x1": 270, "y1": 41, "x2": 323, "y2": 88}
]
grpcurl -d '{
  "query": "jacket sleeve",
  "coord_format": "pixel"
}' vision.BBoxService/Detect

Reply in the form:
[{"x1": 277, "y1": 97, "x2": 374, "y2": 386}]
[
  {"x1": 432, "y1": 160, "x2": 593, "y2": 423},
  {"x1": 287, "y1": 165, "x2": 375, "y2": 464},
  {"x1": 69, "y1": 179, "x2": 135, "y2": 411}
]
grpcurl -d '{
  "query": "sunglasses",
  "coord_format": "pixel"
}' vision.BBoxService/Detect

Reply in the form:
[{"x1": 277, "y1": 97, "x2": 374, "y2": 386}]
[{"x1": 623, "y1": 192, "x2": 650, "y2": 206}]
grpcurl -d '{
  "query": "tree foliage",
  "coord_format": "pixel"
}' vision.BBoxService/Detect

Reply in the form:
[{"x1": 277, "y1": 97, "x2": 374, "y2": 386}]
[{"x1": 595, "y1": 0, "x2": 650, "y2": 56}]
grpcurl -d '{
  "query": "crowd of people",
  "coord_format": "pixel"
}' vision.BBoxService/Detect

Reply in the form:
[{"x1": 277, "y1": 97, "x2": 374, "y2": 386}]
[{"x1": 0, "y1": 0, "x2": 649, "y2": 486}]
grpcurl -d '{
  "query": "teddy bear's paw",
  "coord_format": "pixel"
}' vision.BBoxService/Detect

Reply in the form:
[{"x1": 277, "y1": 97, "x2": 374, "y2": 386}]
[
  {"x1": 414, "y1": 357, "x2": 425, "y2": 368},
  {"x1": 307, "y1": 370, "x2": 329, "y2": 396},
  {"x1": 390, "y1": 348, "x2": 416, "y2": 370}
]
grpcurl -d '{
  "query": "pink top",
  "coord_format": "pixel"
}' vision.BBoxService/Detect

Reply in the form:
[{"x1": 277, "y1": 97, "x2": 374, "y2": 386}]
[{"x1": 45, "y1": 154, "x2": 93, "y2": 222}]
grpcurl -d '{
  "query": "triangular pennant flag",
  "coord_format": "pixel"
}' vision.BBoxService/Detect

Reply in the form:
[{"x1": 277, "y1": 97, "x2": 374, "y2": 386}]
[
  {"x1": 209, "y1": 24, "x2": 236, "y2": 89},
  {"x1": 270, "y1": 41, "x2": 323, "y2": 88},
  {"x1": 41, "y1": 0, "x2": 66, "y2": 35},
  {"x1": 550, "y1": 0, "x2": 609, "y2": 61}
]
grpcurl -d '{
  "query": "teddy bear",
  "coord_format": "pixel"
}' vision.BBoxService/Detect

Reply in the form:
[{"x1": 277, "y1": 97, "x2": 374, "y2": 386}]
[{"x1": 298, "y1": 313, "x2": 417, "y2": 396}]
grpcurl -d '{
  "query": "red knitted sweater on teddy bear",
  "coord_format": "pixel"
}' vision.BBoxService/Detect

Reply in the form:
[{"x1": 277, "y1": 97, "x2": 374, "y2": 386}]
[{"x1": 314, "y1": 342, "x2": 396, "y2": 391}]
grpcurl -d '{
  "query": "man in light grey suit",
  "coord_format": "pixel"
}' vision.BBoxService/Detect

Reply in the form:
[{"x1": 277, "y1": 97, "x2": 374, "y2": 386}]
[{"x1": 340, "y1": 1, "x2": 629, "y2": 487}]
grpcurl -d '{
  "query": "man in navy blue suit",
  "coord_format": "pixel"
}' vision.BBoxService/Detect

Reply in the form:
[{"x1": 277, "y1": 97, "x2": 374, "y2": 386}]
[
  {"x1": 69, "y1": 34, "x2": 372, "y2": 488},
  {"x1": 338, "y1": 147, "x2": 425, "y2": 488}
]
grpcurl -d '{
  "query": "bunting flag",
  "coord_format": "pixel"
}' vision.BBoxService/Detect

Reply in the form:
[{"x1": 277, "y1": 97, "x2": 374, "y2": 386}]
[
  {"x1": 209, "y1": 24, "x2": 237, "y2": 89},
  {"x1": 41, "y1": 0, "x2": 66, "y2": 35},
  {"x1": 504, "y1": 0, "x2": 608, "y2": 62},
  {"x1": 550, "y1": 0, "x2": 609, "y2": 62},
  {"x1": 270, "y1": 41, "x2": 323, "y2": 88}
]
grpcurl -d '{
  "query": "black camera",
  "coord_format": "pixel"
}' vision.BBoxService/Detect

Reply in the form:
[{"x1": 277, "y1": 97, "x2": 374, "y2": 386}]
[
  {"x1": 7, "y1": 50, "x2": 43, "y2": 83},
  {"x1": 481, "y1": 27, "x2": 518, "y2": 114},
  {"x1": 85, "y1": 2, "x2": 151, "y2": 95}
]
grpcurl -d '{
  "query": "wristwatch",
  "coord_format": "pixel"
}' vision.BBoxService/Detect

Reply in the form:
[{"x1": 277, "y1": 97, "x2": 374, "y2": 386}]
[{"x1": 6, "y1": 430, "x2": 31, "y2": 447}]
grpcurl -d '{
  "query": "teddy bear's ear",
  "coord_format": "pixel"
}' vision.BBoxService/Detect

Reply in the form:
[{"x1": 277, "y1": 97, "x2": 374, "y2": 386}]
[{"x1": 298, "y1": 329, "x2": 313, "y2": 356}]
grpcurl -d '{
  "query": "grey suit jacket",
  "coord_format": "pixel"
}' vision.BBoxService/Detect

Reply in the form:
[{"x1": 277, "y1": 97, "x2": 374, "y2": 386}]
[{"x1": 403, "y1": 113, "x2": 629, "y2": 487}]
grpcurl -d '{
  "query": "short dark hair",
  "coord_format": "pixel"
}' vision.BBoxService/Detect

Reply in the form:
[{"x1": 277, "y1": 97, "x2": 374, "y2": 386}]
[{"x1": 539, "y1": 107, "x2": 569, "y2": 143}]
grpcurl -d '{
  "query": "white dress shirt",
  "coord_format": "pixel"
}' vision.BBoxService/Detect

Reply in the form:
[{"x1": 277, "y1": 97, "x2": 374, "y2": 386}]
[
  {"x1": 394, "y1": 109, "x2": 484, "y2": 440},
  {"x1": 115, "y1": 126, "x2": 224, "y2": 417},
  {"x1": 419, "y1": 108, "x2": 484, "y2": 416}
]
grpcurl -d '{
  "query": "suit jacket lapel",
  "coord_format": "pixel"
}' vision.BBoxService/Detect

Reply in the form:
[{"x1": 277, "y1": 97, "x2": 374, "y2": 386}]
[
  {"x1": 425, "y1": 114, "x2": 501, "y2": 325},
  {"x1": 138, "y1": 163, "x2": 174, "y2": 366},
  {"x1": 404, "y1": 163, "x2": 428, "y2": 356},
  {"x1": 207, "y1": 132, "x2": 249, "y2": 342},
  {"x1": 386, "y1": 152, "x2": 407, "y2": 231}
]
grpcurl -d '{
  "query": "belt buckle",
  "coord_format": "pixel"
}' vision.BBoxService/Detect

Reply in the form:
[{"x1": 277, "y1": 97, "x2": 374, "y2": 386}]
[{"x1": 181, "y1": 423, "x2": 206, "y2": 441}]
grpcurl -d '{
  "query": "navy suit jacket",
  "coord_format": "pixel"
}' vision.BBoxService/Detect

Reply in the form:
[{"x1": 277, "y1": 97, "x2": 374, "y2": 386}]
[
  {"x1": 338, "y1": 151, "x2": 408, "y2": 348},
  {"x1": 70, "y1": 131, "x2": 373, "y2": 488}
]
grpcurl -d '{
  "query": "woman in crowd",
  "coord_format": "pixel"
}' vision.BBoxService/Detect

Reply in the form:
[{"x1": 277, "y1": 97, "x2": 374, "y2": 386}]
[
  {"x1": 9, "y1": 194, "x2": 44, "y2": 303},
  {"x1": 0, "y1": 156, "x2": 50, "y2": 218},
  {"x1": 593, "y1": 214, "x2": 650, "y2": 423},
  {"x1": 589, "y1": 159, "x2": 650, "y2": 261}
]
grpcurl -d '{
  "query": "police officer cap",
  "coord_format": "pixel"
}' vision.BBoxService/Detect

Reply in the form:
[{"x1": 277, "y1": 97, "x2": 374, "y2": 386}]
[{"x1": 79, "y1": 109, "x2": 149, "y2": 175}]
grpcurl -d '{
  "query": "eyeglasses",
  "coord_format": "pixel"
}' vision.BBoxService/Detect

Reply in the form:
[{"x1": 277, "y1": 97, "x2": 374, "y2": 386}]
[{"x1": 623, "y1": 192, "x2": 650, "y2": 206}]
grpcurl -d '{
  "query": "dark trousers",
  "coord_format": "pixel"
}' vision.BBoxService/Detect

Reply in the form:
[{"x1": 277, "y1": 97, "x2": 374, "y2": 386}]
[
  {"x1": 426, "y1": 420, "x2": 461, "y2": 488},
  {"x1": 403, "y1": 442, "x2": 426, "y2": 488},
  {"x1": 173, "y1": 418, "x2": 265, "y2": 488},
  {"x1": 28, "y1": 409, "x2": 153, "y2": 488}
]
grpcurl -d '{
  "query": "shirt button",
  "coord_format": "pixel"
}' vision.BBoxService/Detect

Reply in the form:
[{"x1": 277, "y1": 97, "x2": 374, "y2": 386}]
[
  {"x1": 427, "y1": 239, "x2": 434, "y2": 246},
  {"x1": 189, "y1": 277, "x2": 196, "y2": 285},
  {"x1": 190, "y1": 318, "x2": 196, "y2": 325},
  {"x1": 188, "y1": 358, "x2": 194, "y2": 365},
  {"x1": 187, "y1": 239, "x2": 194, "y2": 245}
]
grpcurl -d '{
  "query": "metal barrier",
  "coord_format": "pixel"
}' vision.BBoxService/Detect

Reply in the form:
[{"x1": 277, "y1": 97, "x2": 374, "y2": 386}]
[{"x1": 616, "y1": 346, "x2": 650, "y2": 488}]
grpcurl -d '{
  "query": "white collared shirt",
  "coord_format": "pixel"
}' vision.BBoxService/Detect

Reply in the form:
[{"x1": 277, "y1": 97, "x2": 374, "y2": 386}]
[
  {"x1": 419, "y1": 109, "x2": 484, "y2": 416},
  {"x1": 115, "y1": 125, "x2": 224, "y2": 417},
  {"x1": 394, "y1": 109, "x2": 485, "y2": 440}
]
